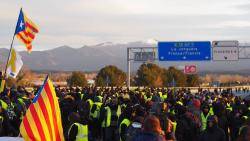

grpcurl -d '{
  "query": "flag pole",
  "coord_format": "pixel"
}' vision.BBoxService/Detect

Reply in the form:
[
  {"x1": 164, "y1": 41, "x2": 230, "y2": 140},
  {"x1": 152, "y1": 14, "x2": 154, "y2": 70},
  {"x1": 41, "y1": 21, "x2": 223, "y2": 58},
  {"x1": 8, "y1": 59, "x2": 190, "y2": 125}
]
[
  {"x1": 3, "y1": 8, "x2": 22, "y2": 80},
  {"x1": 3, "y1": 34, "x2": 15, "y2": 79}
]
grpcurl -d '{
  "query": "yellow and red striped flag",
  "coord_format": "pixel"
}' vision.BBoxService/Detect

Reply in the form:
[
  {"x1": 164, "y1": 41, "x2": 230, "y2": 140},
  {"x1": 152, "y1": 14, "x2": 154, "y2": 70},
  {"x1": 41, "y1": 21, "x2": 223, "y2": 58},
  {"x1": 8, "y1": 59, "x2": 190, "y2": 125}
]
[
  {"x1": 20, "y1": 76, "x2": 64, "y2": 141},
  {"x1": 15, "y1": 8, "x2": 39, "y2": 52}
]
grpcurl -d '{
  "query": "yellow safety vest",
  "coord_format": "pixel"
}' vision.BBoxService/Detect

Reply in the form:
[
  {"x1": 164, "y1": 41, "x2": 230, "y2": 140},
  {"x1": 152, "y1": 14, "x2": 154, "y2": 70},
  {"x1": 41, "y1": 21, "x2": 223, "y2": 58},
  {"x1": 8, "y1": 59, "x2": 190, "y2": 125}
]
[
  {"x1": 159, "y1": 92, "x2": 163, "y2": 98},
  {"x1": 117, "y1": 105, "x2": 121, "y2": 117},
  {"x1": 201, "y1": 112, "x2": 213, "y2": 131},
  {"x1": 97, "y1": 96, "x2": 103, "y2": 102},
  {"x1": 172, "y1": 121, "x2": 177, "y2": 133},
  {"x1": 80, "y1": 94, "x2": 84, "y2": 100},
  {"x1": 209, "y1": 107, "x2": 214, "y2": 115},
  {"x1": 102, "y1": 106, "x2": 111, "y2": 127},
  {"x1": 86, "y1": 99, "x2": 93, "y2": 111},
  {"x1": 18, "y1": 98, "x2": 25, "y2": 106},
  {"x1": 162, "y1": 94, "x2": 168, "y2": 101},
  {"x1": 176, "y1": 101, "x2": 183, "y2": 106},
  {"x1": 90, "y1": 102, "x2": 102, "y2": 119},
  {"x1": 68, "y1": 123, "x2": 88, "y2": 141},
  {"x1": 102, "y1": 105, "x2": 121, "y2": 128},
  {"x1": 0, "y1": 100, "x2": 8, "y2": 110},
  {"x1": 226, "y1": 103, "x2": 233, "y2": 112},
  {"x1": 119, "y1": 118, "x2": 131, "y2": 132},
  {"x1": 144, "y1": 95, "x2": 147, "y2": 101}
]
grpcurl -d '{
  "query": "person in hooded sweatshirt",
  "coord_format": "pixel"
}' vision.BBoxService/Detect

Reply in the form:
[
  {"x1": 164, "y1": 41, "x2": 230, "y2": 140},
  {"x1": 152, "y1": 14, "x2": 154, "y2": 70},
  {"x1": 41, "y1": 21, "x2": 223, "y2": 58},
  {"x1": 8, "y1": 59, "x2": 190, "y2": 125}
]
[{"x1": 199, "y1": 115, "x2": 226, "y2": 141}]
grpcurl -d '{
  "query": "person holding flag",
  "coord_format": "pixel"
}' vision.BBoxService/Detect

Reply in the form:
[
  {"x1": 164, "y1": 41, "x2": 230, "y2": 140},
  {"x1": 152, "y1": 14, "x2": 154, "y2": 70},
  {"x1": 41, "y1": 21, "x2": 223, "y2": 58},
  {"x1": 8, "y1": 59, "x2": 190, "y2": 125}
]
[{"x1": 1, "y1": 7, "x2": 37, "y2": 95}]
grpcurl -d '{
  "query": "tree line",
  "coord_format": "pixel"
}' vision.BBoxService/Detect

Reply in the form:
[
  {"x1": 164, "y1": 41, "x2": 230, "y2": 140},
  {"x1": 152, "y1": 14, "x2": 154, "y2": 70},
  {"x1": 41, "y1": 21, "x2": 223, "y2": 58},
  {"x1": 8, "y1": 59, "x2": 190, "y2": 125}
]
[{"x1": 67, "y1": 63, "x2": 200, "y2": 87}]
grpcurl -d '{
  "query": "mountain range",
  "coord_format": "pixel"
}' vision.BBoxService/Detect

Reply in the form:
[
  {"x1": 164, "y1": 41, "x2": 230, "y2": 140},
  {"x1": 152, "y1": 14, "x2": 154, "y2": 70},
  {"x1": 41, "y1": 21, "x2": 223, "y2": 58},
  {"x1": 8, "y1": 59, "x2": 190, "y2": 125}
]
[{"x1": 1, "y1": 41, "x2": 250, "y2": 73}]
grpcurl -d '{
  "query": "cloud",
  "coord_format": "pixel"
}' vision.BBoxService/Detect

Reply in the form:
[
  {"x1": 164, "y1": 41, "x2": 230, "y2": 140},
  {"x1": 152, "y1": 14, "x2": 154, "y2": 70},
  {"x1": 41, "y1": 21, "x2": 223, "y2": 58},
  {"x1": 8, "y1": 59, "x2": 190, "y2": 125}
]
[
  {"x1": 1, "y1": 0, "x2": 250, "y2": 50},
  {"x1": 234, "y1": 2, "x2": 250, "y2": 12}
]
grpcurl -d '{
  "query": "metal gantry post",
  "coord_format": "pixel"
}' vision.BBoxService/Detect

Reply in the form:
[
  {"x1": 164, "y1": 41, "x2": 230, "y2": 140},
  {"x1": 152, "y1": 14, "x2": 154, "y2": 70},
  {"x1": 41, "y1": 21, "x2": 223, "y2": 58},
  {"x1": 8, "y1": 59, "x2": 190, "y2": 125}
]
[{"x1": 127, "y1": 48, "x2": 131, "y2": 88}]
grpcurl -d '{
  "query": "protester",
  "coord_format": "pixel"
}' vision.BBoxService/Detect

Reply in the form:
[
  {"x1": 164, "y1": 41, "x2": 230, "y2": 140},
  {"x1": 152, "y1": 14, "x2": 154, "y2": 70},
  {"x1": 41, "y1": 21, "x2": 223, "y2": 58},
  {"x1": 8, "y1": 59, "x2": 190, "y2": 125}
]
[
  {"x1": 125, "y1": 116, "x2": 144, "y2": 141},
  {"x1": 132, "y1": 115, "x2": 166, "y2": 141},
  {"x1": 199, "y1": 115, "x2": 226, "y2": 141},
  {"x1": 0, "y1": 85, "x2": 249, "y2": 141}
]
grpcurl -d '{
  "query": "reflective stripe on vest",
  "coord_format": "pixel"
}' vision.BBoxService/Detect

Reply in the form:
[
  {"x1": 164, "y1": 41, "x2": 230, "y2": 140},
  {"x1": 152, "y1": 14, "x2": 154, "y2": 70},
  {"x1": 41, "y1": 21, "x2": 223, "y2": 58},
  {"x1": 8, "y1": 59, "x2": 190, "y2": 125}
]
[{"x1": 68, "y1": 123, "x2": 88, "y2": 141}]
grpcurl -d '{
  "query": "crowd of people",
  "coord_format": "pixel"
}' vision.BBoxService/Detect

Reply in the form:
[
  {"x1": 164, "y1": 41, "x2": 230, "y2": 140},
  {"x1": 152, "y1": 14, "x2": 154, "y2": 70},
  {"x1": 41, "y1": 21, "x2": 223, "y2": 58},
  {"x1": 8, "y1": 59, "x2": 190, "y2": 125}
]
[{"x1": 0, "y1": 86, "x2": 250, "y2": 141}]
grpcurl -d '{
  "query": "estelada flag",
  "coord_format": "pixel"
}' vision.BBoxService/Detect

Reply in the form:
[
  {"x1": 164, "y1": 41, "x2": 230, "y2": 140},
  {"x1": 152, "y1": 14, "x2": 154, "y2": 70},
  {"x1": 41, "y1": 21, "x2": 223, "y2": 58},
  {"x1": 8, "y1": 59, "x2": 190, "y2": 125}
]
[
  {"x1": 20, "y1": 76, "x2": 64, "y2": 141},
  {"x1": 15, "y1": 8, "x2": 39, "y2": 53}
]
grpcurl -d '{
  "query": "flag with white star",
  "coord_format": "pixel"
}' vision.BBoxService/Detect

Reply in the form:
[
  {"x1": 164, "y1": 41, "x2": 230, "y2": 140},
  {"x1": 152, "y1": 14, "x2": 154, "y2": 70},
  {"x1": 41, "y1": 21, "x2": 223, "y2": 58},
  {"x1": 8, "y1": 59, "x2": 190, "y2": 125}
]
[{"x1": 15, "y1": 8, "x2": 39, "y2": 52}]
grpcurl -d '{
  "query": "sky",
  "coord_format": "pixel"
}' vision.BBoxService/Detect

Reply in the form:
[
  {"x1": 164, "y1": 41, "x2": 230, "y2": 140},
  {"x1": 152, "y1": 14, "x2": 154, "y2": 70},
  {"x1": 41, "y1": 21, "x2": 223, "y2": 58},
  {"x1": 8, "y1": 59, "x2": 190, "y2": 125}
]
[{"x1": 1, "y1": 0, "x2": 250, "y2": 50}]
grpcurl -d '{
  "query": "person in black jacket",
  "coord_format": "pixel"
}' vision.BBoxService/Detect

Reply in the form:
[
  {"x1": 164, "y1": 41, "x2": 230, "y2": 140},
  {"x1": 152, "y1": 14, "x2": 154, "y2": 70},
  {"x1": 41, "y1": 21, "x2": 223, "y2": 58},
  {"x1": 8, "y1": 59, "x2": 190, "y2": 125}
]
[
  {"x1": 213, "y1": 102, "x2": 230, "y2": 141},
  {"x1": 119, "y1": 106, "x2": 133, "y2": 141},
  {"x1": 175, "y1": 105, "x2": 200, "y2": 141},
  {"x1": 200, "y1": 115, "x2": 226, "y2": 141}
]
